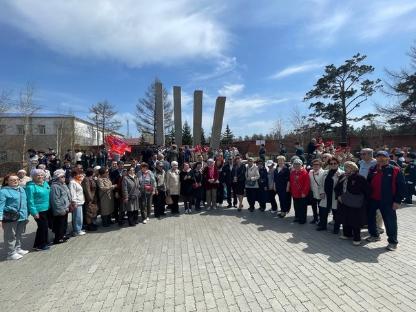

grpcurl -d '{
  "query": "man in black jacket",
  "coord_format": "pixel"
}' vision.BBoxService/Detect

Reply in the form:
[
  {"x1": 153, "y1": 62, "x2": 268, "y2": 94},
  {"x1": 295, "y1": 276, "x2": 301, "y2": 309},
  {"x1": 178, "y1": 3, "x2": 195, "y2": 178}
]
[{"x1": 221, "y1": 158, "x2": 236, "y2": 208}]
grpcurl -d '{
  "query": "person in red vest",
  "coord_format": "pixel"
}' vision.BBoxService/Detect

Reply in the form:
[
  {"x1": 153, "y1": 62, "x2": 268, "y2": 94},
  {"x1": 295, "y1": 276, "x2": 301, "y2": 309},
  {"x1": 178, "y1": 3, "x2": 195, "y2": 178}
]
[
  {"x1": 289, "y1": 159, "x2": 311, "y2": 224},
  {"x1": 366, "y1": 151, "x2": 406, "y2": 251}
]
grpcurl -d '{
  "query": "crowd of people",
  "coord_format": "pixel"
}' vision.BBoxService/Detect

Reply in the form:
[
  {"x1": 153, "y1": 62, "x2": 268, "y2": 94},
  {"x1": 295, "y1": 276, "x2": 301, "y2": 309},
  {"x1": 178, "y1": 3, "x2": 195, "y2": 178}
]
[{"x1": 0, "y1": 140, "x2": 415, "y2": 261}]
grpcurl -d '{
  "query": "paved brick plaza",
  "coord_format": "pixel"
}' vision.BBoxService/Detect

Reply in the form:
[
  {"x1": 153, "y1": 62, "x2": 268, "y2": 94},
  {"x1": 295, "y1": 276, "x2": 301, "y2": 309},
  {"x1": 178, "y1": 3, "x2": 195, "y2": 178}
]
[{"x1": 1, "y1": 201, "x2": 416, "y2": 312}]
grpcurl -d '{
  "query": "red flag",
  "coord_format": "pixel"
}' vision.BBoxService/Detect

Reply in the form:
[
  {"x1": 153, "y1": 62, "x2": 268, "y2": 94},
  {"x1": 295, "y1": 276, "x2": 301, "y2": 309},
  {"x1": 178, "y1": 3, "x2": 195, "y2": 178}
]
[{"x1": 105, "y1": 135, "x2": 131, "y2": 154}]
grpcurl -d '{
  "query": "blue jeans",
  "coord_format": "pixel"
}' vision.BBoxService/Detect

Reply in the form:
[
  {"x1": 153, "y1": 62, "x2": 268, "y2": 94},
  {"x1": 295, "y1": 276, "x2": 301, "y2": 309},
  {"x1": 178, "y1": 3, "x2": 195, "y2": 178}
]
[
  {"x1": 72, "y1": 205, "x2": 83, "y2": 234},
  {"x1": 368, "y1": 200, "x2": 398, "y2": 244}
]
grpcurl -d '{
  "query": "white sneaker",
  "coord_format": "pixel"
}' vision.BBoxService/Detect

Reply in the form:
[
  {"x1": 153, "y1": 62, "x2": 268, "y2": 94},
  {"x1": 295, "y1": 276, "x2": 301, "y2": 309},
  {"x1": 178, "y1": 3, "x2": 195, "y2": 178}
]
[
  {"x1": 352, "y1": 240, "x2": 361, "y2": 246},
  {"x1": 7, "y1": 253, "x2": 23, "y2": 260},
  {"x1": 146, "y1": 217, "x2": 150, "y2": 221},
  {"x1": 75, "y1": 231, "x2": 86, "y2": 236},
  {"x1": 16, "y1": 248, "x2": 29, "y2": 255},
  {"x1": 143, "y1": 220, "x2": 147, "y2": 224}
]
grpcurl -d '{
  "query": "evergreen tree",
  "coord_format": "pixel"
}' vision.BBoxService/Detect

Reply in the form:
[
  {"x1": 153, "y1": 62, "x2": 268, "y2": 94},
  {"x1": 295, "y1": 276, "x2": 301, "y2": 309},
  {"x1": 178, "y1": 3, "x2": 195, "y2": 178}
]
[
  {"x1": 182, "y1": 121, "x2": 193, "y2": 146},
  {"x1": 200, "y1": 128, "x2": 206, "y2": 146},
  {"x1": 221, "y1": 124, "x2": 234, "y2": 146},
  {"x1": 377, "y1": 45, "x2": 416, "y2": 132},
  {"x1": 305, "y1": 53, "x2": 381, "y2": 142},
  {"x1": 134, "y1": 78, "x2": 173, "y2": 138}
]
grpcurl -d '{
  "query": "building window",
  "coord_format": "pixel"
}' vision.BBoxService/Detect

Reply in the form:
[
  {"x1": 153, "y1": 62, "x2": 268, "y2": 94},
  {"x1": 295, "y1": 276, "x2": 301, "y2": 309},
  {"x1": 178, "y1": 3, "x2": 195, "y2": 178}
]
[
  {"x1": 0, "y1": 151, "x2": 7, "y2": 163},
  {"x1": 0, "y1": 125, "x2": 5, "y2": 134},
  {"x1": 17, "y1": 125, "x2": 25, "y2": 135},
  {"x1": 38, "y1": 125, "x2": 46, "y2": 135}
]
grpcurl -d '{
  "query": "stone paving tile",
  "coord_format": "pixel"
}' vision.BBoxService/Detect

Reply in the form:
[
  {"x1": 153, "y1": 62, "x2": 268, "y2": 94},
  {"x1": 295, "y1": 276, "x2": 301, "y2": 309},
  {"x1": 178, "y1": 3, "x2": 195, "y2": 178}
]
[{"x1": 1, "y1": 200, "x2": 416, "y2": 311}]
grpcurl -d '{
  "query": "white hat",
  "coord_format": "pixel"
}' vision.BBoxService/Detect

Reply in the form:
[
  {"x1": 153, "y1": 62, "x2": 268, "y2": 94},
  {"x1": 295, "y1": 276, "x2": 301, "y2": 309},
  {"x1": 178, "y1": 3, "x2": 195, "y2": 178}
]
[
  {"x1": 53, "y1": 169, "x2": 66, "y2": 179},
  {"x1": 266, "y1": 160, "x2": 274, "y2": 167}
]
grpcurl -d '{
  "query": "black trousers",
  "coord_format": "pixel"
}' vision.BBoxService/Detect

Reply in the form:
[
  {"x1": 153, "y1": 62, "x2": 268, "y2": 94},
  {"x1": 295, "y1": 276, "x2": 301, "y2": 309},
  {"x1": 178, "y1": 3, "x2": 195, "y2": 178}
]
[
  {"x1": 277, "y1": 191, "x2": 292, "y2": 213},
  {"x1": 169, "y1": 195, "x2": 180, "y2": 213},
  {"x1": 225, "y1": 183, "x2": 235, "y2": 206},
  {"x1": 154, "y1": 192, "x2": 166, "y2": 217},
  {"x1": 267, "y1": 190, "x2": 278, "y2": 211},
  {"x1": 246, "y1": 188, "x2": 257, "y2": 209},
  {"x1": 34, "y1": 210, "x2": 49, "y2": 248},
  {"x1": 318, "y1": 206, "x2": 329, "y2": 229},
  {"x1": 53, "y1": 214, "x2": 68, "y2": 243},
  {"x1": 127, "y1": 210, "x2": 139, "y2": 225},
  {"x1": 343, "y1": 225, "x2": 361, "y2": 241},
  {"x1": 310, "y1": 198, "x2": 319, "y2": 220},
  {"x1": 293, "y1": 197, "x2": 308, "y2": 224},
  {"x1": 193, "y1": 188, "x2": 203, "y2": 210}
]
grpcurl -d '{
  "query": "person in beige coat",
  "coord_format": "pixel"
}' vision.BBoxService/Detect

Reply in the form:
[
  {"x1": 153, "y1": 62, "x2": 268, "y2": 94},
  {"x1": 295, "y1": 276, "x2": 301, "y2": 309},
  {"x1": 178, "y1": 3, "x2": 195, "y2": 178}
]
[
  {"x1": 96, "y1": 168, "x2": 117, "y2": 227},
  {"x1": 165, "y1": 161, "x2": 180, "y2": 214}
]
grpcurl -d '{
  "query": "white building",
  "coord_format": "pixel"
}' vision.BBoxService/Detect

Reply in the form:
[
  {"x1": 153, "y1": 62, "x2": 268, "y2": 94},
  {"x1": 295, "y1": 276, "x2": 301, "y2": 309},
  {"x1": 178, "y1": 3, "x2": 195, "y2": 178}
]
[{"x1": 0, "y1": 113, "x2": 123, "y2": 164}]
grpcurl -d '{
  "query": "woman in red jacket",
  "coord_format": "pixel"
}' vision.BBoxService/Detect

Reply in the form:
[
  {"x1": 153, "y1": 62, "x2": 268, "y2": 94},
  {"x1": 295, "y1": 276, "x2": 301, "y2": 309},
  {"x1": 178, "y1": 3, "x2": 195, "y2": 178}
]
[
  {"x1": 289, "y1": 159, "x2": 311, "y2": 224},
  {"x1": 203, "y1": 159, "x2": 220, "y2": 210}
]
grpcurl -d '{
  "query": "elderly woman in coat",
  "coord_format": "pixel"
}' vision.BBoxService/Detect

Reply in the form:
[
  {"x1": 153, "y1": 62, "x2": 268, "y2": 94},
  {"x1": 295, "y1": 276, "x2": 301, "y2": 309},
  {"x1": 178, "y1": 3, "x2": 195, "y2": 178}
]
[
  {"x1": 245, "y1": 158, "x2": 260, "y2": 212},
  {"x1": 335, "y1": 161, "x2": 370, "y2": 245},
  {"x1": 318, "y1": 157, "x2": 344, "y2": 233},
  {"x1": 97, "y1": 168, "x2": 117, "y2": 227},
  {"x1": 50, "y1": 169, "x2": 72, "y2": 244},
  {"x1": 122, "y1": 166, "x2": 141, "y2": 226},
  {"x1": 166, "y1": 161, "x2": 181, "y2": 214},
  {"x1": 0, "y1": 174, "x2": 30, "y2": 260},
  {"x1": 138, "y1": 162, "x2": 156, "y2": 222},
  {"x1": 82, "y1": 168, "x2": 99, "y2": 231}
]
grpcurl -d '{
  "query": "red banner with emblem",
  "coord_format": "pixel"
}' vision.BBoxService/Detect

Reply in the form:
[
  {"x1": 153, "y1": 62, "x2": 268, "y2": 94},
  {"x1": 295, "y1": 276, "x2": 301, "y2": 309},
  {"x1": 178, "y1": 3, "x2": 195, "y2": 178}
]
[{"x1": 105, "y1": 135, "x2": 131, "y2": 154}]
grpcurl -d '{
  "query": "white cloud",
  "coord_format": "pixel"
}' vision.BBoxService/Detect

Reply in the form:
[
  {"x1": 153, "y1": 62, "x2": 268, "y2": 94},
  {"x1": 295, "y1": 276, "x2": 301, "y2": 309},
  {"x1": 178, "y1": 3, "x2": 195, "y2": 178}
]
[
  {"x1": 192, "y1": 56, "x2": 238, "y2": 81},
  {"x1": 270, "y1": 61, "x2": 325, "y2": 79},
  {"x1": 0, "y1": 0, "x2": 229, "y2": 67},
  {"x1": 218, "y1": 83, "x2": 244, "y2": 97}
]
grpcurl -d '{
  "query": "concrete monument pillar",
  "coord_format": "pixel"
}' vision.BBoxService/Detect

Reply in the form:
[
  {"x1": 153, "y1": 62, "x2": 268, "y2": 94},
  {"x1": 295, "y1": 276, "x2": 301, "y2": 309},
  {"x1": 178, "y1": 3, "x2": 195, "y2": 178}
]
[
  {"x1": 210, "y1": 96, "x2": 226, "y2": 150},
  {"x1": 173, "y1": 86, "x2": 182, "y2": 146},
  {"x1": 154, "y1": 81, "x2": 165, "y2": 146},
  {"x1": 193, "y1": 90, "x2": 203, "y2": 146}
]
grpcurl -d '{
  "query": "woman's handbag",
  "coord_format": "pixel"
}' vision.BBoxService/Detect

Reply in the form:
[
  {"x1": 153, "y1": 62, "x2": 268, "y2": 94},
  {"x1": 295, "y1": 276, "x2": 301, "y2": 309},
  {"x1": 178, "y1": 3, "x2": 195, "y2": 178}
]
[
  {"x1": 340, "y1": 191, "x2": 364, "y2": 208},
  {"x1": 165, "y1": 195, "x2": 173, "y2": 205}
]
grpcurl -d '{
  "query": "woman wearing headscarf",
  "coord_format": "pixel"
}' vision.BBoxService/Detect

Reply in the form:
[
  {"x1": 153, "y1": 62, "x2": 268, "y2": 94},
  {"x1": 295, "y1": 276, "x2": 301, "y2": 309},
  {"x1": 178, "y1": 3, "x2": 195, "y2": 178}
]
[
  {"x1": 231, "y1": 155, "x2": 246, "y2": 211},
  {"x1": 138, "y1": 163, "x2": 156, "y2": 223},
  {"x1": 0, "y1": 174, "x2": 29, "y2": 260},
  {"x1": 245, "y1": 158, "x2": 260, "y2": 212},
  {"x1": 68, "y1": 170, "x2": 86, "y2": 236},
  {"x1": 82, "y1": 168, "x2": 99, "y2": 231},
  {"x1": 289, "y1": 159, "x2": 310, "y2": 224},
  {"x1": 26, "y1": 169, "x2": 51, "y2": 251},
  {"x1": 180, "y1": 162, "x2": 194, "y2": 213},
  {"x1": 318, "y1": 157, "x2": 344, "y2": 233},
  {"x1": 275, "y1": 156, "x2": 291, "y2": 218},
  {"x1": 17, "y1": 169, "x2": 31, "y2": 187},
  {"x1": 335, "y1": 161, "x2": 370, "y2": 245},
  {"x1": 166, "y1": 161, "x2": 180, "y2": 214},
  {"x1": 203, "y1": 159, "x2": 220, "y2": 210},
  {"x1": 122, "y1": 166, "x2": 141, "y2": 226},
  {"x1": 96, "y1": 168, "x2": 117, "y2": 227},
  {"x1": 50, "y1": 169, "x2": 72, "y2": 243}
]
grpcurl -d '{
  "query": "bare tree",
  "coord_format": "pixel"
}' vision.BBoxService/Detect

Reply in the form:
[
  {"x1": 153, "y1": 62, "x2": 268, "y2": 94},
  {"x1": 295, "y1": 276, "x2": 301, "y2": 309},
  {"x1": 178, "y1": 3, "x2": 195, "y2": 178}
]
[
  {"x1": 290, "y1": 105, "x2": 308, "y2": 145},
  {"x1": 88, "y1": 100, "x2": 122, "y2": 145},
  {"x1": 270, "y1": 118, "x2": 285, "y2": 140},
  {"x1": 0, "y1": 89, "x2": 12, "y2": 113},
  {"x1": 17, "y1": 83, "x2": 40, "y2": 168}
]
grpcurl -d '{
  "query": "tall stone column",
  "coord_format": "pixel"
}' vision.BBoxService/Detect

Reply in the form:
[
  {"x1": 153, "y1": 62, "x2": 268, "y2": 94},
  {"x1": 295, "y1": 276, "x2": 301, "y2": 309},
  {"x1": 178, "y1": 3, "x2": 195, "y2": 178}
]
[
  {"x1": 154, "y1": 81, "x2": 165, "y2": 146},
  {"x1": 193, "y1": 90, "x2": 203, "y2": 146},
  {"x1": 173, "y1": 86, "x2": 182, "y2": 146},
  {"x1": 210, "y1": 96, "x2": 226, "y2": 150}
]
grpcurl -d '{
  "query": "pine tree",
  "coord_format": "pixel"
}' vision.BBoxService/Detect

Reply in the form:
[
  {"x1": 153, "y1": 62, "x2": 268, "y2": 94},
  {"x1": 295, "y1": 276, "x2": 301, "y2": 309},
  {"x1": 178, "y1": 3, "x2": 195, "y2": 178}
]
[
  {"x1": 305, "y1": 53, "x2": 381, "y2": 141},
  {"x1": 134, "y1": 78, "x2": 173, "y2": 138},
  {"x1": 200, "y1": 128, "x2": 206, "y2": 145},
  {"x1": 182, "y1": 121, "x2": 193, "y2": 146},
  {"x1": 221, "y1": 124, "x2": 234, "y2": 146}
]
